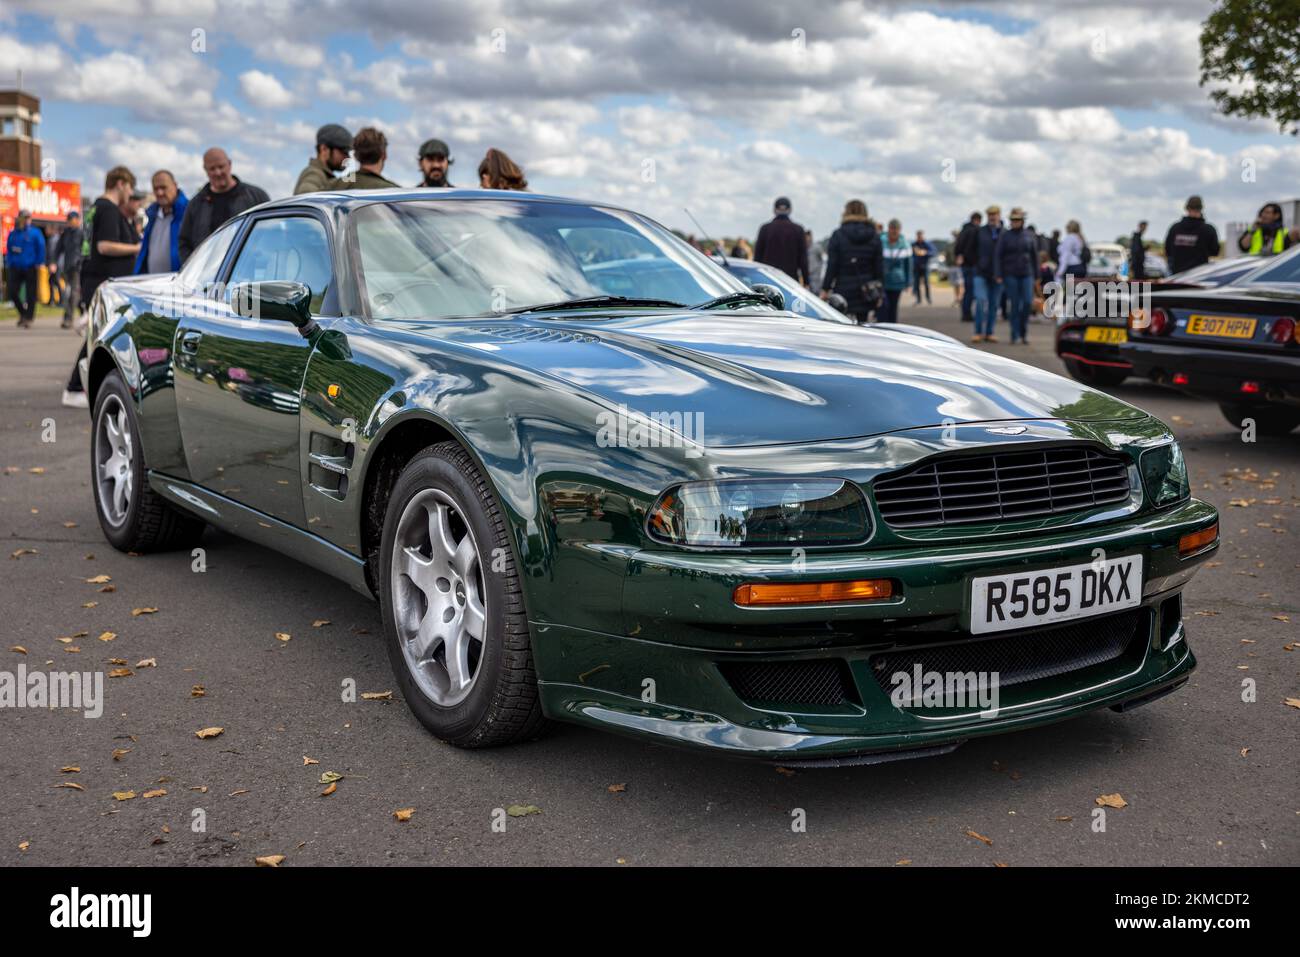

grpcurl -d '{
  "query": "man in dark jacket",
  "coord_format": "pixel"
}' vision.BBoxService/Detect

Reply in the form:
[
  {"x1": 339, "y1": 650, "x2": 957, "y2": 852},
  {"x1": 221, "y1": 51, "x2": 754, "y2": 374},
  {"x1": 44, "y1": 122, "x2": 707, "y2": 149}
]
[
  {"x1": 820, "y1": 201, "x2": 882, "y2": 324},
  {"x1": 754, "y1": 197, "x2": 810, "y2": 285},
  {"x1": 51, "y1": 210, "x2": 83, "y2": 328},
  {"x1": 178, "y1": 148, "x2": 270, "y2": 263},
  {"x1": 993, "y1": 207, "x2": 1037, "y2": 344},
  {"x1": 953, "y1": 211, "x2": 981, "y2": 322},
  {"x1": 1163, "y1": 196, "x2": 1219, "y2": 275},
  {"x1": 135, "y1": 171, "x2": 188, "y2": 274},
  {"x1": 416, "y1": 138, "x2": 454, "y2": 188},
  {"x1": 1129, "y1": 221, "x2": 1147, "y2": 280},
  {"x1": 294, "y1": 124, "x2": 352, "y2": 194}
]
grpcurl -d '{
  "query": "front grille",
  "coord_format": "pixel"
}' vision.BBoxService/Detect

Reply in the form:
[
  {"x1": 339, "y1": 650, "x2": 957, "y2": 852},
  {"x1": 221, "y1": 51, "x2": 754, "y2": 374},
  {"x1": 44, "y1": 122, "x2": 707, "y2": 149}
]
[
  {"x1": 720, "y1": 659, "x2": 856, "y2": 707},
  {"x1": 873, "y1": 446, "x2": 1130, "y2": 528},
  {"x1": 868, "y1": 609, "x2": 1143, "y2": 699}
]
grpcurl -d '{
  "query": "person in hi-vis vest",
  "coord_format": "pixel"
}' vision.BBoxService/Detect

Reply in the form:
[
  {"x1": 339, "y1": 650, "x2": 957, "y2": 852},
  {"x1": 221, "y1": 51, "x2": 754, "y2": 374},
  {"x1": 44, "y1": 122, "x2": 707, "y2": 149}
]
[{"x1": 1237, "y1": 202, "x2": 1294, "y2": 256}]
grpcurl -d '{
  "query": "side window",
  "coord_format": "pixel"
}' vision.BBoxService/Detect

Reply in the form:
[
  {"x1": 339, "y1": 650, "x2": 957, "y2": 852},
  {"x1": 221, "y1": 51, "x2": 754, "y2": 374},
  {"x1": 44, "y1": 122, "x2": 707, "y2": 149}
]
[
  {"x1": 178, "y1": 220, "x2": 239, "y2": 294},
  {"x1": 227, "y1": 216, "x2": 333, "y2": 313}
]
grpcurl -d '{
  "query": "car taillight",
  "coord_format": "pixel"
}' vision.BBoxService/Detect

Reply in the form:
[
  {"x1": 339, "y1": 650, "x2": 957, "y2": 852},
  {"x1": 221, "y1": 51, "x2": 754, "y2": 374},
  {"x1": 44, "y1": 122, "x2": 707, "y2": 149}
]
[
  {"x1": 1149, "y1": 308, "x2": 1172, "y2": 336},
  {"x1": 1268, "y1": 317, "x2": 1296, "y2": 344}
]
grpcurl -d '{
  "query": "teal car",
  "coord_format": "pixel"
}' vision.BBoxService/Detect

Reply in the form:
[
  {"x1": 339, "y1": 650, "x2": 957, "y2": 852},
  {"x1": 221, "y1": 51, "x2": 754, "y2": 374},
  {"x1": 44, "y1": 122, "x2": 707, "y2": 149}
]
[{"x1": 83, "y1": 190, "x2": 1219, "y2": 763}]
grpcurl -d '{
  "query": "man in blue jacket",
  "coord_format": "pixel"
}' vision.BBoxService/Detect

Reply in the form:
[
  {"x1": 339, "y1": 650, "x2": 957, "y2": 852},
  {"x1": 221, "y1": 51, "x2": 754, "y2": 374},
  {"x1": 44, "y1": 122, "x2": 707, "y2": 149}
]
[
  {"x1": 5, "y1": 209, "x2": 46, "y2": 328},
  {"x1": 135, "y1": 170, "x2": 188, "y2": 274}
]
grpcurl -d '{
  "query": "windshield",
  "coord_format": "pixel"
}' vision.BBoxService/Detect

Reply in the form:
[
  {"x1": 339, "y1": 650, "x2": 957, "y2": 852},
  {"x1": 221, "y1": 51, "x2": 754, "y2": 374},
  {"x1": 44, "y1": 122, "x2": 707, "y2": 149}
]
[
  {"x1": 1239, "y1": 243, "x2": 1300, "y2": 287},
  {"x1": 351, "y1": 198, "x2": 748, "y2": 320}
]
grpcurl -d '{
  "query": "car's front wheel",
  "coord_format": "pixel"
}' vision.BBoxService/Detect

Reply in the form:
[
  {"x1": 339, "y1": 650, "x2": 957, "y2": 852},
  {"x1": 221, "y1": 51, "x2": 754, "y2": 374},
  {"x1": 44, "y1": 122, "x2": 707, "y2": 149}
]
[
  {"x1": 379, "y1": 442, "x2": 547, "y2": 747},
  {"x1": 91, "y1": 370, "x2": 206, "y2": 551},
  {"x1": 1219, "y1": 402, "x2": 1300, "y2": 436}
]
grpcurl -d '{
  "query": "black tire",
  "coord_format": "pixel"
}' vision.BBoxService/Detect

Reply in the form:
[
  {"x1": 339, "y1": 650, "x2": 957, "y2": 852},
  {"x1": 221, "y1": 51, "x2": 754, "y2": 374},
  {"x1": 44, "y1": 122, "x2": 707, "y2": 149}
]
[
  {"x1": 1063, "y1": 356, "x2": 1128, "y2": 388},
  {"x1": 1219, "y1": 402, "x2": 1300, "y2": 436},
  {"x1": 379, "y1": 441, "x2": 547, "y2": 748},
  {"x1": 91, "y1": 371, "x2": 206, "y2": 552}
]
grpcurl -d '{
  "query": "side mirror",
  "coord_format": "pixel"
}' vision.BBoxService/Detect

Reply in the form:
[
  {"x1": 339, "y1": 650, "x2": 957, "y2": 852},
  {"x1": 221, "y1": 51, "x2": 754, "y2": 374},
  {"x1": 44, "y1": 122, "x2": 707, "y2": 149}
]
[
  {"x1": 749, "y1": 282, "x2": 787, "y2": 312},
  {"x1": 827, "y1": 292, "x2": 849, "y2": 314},
  {"x1": 228, "y1": 280, "x2": 317, "y2": 336}
]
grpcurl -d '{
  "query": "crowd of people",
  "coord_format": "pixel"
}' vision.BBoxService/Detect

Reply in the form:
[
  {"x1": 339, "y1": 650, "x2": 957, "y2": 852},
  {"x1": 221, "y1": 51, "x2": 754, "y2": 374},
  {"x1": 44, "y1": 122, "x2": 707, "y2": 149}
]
[
  {"x1": 736, "y1": 193, "x2": 1297, "y2": 344},
  {"x1": 5, "y1": 122, "x2": 1300, "y2": 402},
  {"x1": 1, "y1": 122, "x2": 529, "y2": 406}
]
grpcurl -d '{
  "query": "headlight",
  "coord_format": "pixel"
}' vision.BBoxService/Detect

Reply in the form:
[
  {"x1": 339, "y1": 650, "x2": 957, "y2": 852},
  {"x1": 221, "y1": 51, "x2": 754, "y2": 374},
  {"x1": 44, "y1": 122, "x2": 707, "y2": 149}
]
[
  {"x1": 1139, "y1": 441, "x2": 1189, "y2": 508},
  {"x1": 647, "y1": 478, "x2": 871, "y2": 547}
]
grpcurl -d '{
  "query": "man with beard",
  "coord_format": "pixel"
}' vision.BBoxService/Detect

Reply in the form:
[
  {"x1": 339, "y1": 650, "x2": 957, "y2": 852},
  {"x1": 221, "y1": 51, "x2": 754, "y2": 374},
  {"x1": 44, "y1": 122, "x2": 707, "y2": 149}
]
[
  {"x1": 294, "y1": 124, "x2": 353, "y2": 194},
  {"x1": 416, "y1": 138, "x2": 454, "y2": 188}
]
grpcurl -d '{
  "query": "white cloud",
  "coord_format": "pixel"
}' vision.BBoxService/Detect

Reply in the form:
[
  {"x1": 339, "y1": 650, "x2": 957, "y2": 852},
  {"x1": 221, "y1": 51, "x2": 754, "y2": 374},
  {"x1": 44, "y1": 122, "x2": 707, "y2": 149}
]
[{"x1": 238, "y1": 69, "x2": 298, "y2": 110}]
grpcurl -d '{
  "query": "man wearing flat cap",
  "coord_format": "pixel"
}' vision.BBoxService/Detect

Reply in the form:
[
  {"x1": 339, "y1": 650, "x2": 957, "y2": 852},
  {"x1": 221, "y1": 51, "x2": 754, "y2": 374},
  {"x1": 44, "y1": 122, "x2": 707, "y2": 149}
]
[
  {"x1": 294, "y1": 123, "x2": 353, "y2": 194},
  {"x1": 416, "y1": 138, "x2": 454, "y2": 188}
]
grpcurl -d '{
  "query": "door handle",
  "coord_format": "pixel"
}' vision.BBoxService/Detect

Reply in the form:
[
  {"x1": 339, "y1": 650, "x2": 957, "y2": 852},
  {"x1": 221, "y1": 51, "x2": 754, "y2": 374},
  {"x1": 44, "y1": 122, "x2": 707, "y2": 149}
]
[{"x1": 180, "y1": 330, "x2": 203, "y2": 354}]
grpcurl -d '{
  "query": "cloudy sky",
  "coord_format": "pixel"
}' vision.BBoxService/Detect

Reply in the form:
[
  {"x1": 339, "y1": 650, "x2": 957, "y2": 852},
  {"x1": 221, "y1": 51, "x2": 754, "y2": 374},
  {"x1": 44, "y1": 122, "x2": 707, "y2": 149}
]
[{"x1": 2, "y1": 0, "x2": 1296, "y2": 244}]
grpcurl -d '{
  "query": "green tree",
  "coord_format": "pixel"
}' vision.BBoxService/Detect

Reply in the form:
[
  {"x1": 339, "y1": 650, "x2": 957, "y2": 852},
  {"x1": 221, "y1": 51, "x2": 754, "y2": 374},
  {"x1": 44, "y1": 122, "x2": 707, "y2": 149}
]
[{"x1": 1200, "y1": 0, "x2": 1300, "y2": 134}]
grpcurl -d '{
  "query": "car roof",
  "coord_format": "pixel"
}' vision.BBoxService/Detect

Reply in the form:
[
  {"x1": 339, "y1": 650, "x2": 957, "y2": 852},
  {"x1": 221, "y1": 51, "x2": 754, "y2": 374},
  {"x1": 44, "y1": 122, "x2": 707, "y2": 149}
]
[{"x1": 258, "y1": 188, "x2": 635, "y2": 216}]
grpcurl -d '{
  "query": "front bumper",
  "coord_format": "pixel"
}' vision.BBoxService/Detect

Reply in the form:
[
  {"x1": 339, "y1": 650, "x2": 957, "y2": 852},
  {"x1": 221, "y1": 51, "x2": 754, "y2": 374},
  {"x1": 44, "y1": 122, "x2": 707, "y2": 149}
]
[
  {"x1": 1121, "y1": 339, "x2": 1300, "y2": 406},
  {"x1": 533, "y1": 498, "x2": 1217, "y2": 760}
]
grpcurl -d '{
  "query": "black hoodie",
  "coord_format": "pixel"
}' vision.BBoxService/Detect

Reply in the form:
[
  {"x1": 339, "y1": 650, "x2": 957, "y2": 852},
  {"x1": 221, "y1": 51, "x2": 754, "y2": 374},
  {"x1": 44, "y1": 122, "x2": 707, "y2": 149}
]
[{"x1": 823, "y1": 220, "x2": 884, "y2": 316}]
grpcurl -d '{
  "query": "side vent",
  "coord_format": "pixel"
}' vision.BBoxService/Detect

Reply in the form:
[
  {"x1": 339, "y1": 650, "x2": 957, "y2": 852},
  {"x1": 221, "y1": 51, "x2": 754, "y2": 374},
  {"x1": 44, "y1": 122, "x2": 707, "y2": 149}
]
[{"x1": 309, "y1": 431, "x2": 354, "y2": 499}]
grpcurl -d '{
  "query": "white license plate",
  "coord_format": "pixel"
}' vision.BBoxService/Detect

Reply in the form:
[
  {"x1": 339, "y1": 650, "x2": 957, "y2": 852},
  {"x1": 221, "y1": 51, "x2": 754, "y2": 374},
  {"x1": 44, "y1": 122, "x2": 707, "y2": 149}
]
[{"x1": 969, "y1": 554, "x2": 1143, "y2": 635}]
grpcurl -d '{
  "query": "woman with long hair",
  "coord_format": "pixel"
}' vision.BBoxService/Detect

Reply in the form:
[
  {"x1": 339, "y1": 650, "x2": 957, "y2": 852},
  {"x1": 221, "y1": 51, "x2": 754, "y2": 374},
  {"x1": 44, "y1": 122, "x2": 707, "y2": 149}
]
[
  {"x1": 820, "y1": 199, "x2": 883, "y2": 324},
  {"x1": 477, "y1": 148, "x2": 528, "y2": 190}
]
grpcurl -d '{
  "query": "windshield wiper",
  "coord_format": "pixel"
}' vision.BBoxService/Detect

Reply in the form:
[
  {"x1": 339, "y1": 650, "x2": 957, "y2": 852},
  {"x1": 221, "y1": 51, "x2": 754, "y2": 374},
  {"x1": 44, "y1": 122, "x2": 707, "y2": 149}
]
[
  {"x1": 501, "y1": 295, "x2": 685, "y2": 314},
  {"x1": 691, "y1": 291, "x2": 776, "y2": 311}
]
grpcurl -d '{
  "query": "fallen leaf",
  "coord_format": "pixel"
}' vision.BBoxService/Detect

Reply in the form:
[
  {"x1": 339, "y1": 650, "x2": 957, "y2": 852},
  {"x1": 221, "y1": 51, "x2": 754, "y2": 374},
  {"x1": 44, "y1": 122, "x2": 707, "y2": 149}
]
[
  {"x1": 229, "y1": 789, "x2": 250, "y2": 797},
  {"x1": 303, "y1": 756, "x2": 319, "y2": 766},
  {"x1": 61, "y1": 766, "x2": 80, "y2": 773},
  {"x1": 506, "y1": 804, "x2": 542, "y2": 817},
  {"x1": 10, "y1": 646, "x2": 26, "y2": 655},
  {"x1": 312, "y1": 619, "x2": 331, "y2": 628},
  {"x1": 1240, "y1": 748, "x2": 1251, "y2": 757},
  {"x1": 1274, "y1": 615, "x2": 1291, "y2": 623},
  {"x1": 81, "y1": 601, "x2": 97, "y2": 608},
  {"x1": 1054, "y1": 816, "x2": 1073, "y2": 822},
  {"x1": 63, "y1": 646, "x2": 80, "y2": 653},
  {"x1": 85, "y1": 574, "x2": 111, "y2": 584},
  {"x1": 195, "y1": 727, "x2": 225, "y2": 739},
  {"x1": 393, "y1": 807, "x2": 415, "y2": 822},
  {"x1": 189, "y1": 786, "x2": 208, "y2": 793},
  {"x1": 112, "y1": 790, "x2": 137, "y2": 801},
  {"x1": 97, "y1": 631, "x2": 116, "y2": 642},
  {"x1": 361, "y1": 691, "x2": 392, "y2": 700},
  {"x1": 53, "y1": 782, "x2": 84, "y2": 791},
  {"x1": 99, "y1": 585, "x2": 115, "y2": 593},
  {"x1": 275, "y1": 632, "x2": 292, "y2": 642},
  {"x1": 190, "y1": 685, "x2": 206, "y2": 697},
  {"x1": 107, "y1": 668, "x2": 133, "y2": 678},
  {"x1": 62, "y1": 521, "x2": 77, "y2": 528},
  {"x1": 319, "y1": 771, "x2": 343, "y2": 784},
  {"x1": 55, "y1": 637, "x2": 72, "y2": 644},
  {"x1": 607, "y1": 783, "x2": 627, "y2": 793},
  {"x1": 131, "y1": 607, "x2": 159, "y2": 616},
  {"x1": 142, "y1": 789, "x2": 166, "y2": 799},
  {"x1": 18, "y1": 842, "x2": 29, "y2": 852},
  {"x1": 965, "y1": 829, "x2": 993, "y2": 846},
  {"x1": 112, "y1": 748, "x2": 131, "y2": 761},
  {"x1": 10, "y1": 547, "x2": 36, "y2": 559},
  {"x1": 28, "y1": 467, "x2": 45, "y2": 474},
  {"x1": 136, "y1": 658, "x2": 157, "y2": 668},
  {"x1": 107, "y1": 657, "x2": 126, "y2": 665},
  {"x1": 320, "y1": 782, "x2": 337, "y2": 797},
  {"x1": 1285, "y1": 698, "x2": 1300, "y2": 710},
  {"x1": 1096, "y1": 793, "x2": 1128, "y2": 809},
  {"x1": 254, "y1": 855, "x2": 285, "y2": 867},
  {"x1": 1228, "y1": 499, "x2": 1252, "y2": 508}
]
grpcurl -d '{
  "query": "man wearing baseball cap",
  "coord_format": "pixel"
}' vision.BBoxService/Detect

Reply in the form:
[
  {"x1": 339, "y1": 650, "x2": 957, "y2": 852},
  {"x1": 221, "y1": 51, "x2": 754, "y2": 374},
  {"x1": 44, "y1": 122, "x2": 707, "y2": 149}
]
[
  {"x1": 972, "y1": 204, "x2": 1004, "y2": 342},
  {"x1": 294, "y1": 123, "x2": 354, "y2": 194},
  {"x1": 5, "y1": 209, "x2": 46, "y2": 328},
  {"x1": 416, "y1": 138, "x2": 454, "y2": 188}
]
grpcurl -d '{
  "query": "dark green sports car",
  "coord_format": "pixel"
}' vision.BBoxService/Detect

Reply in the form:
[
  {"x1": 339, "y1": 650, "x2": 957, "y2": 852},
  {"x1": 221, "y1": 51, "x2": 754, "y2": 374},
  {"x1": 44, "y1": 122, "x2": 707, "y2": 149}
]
[{"x1": 83, "y1": 189, "x2": 1219, "y2": 763}]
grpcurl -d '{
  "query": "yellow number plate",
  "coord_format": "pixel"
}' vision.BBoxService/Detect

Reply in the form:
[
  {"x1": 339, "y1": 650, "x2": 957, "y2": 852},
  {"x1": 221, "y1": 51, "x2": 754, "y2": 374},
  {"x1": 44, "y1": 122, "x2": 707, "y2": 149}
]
[
  {"x1": 1187, "y1": 314, "x2": 1257, "y2": 338},
  {"x1": 1083, "y1": 326, "x2": 1127, "y2": 344}
]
